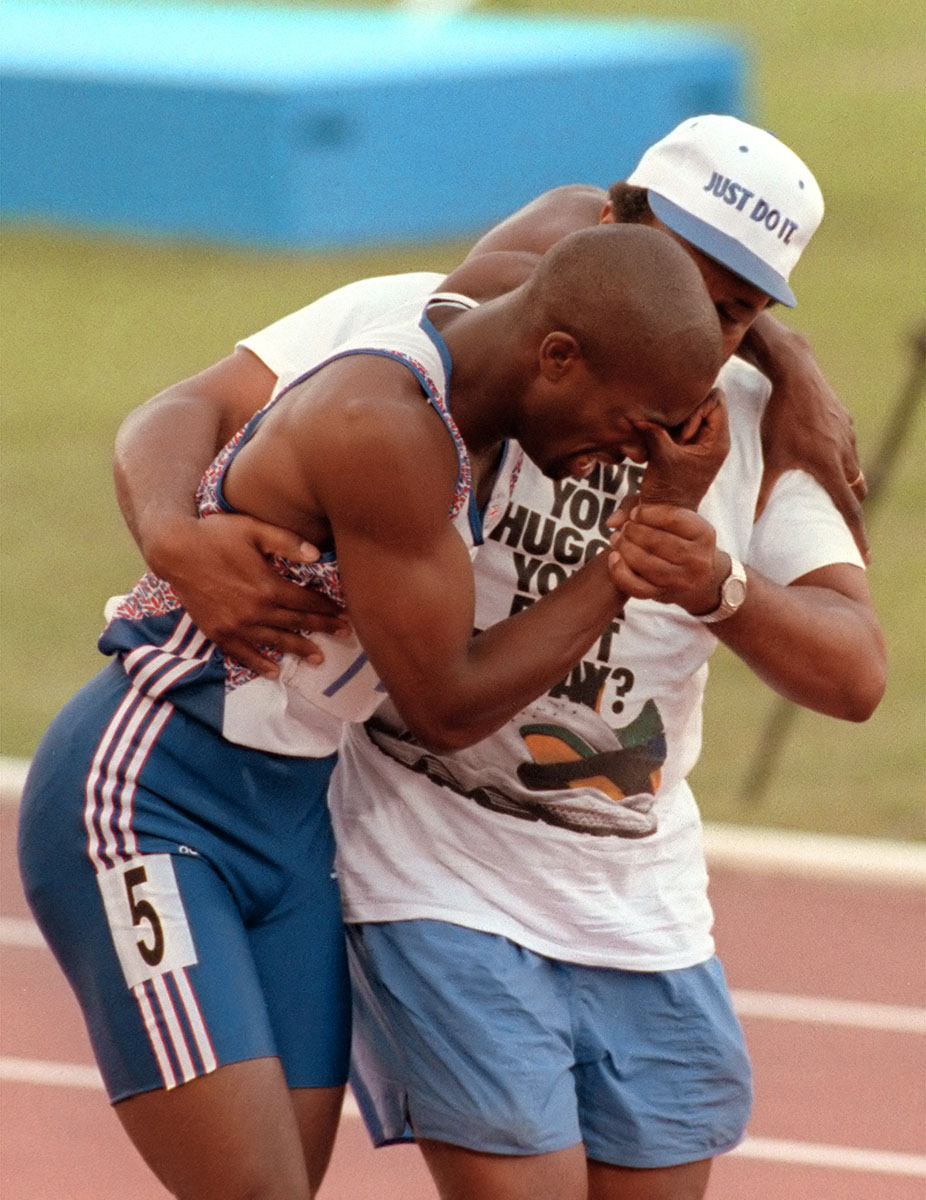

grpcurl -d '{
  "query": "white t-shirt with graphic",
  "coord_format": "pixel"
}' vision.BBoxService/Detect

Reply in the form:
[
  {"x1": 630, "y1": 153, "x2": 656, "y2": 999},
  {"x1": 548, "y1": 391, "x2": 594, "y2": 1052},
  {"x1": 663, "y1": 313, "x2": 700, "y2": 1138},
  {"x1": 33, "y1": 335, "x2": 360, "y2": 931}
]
[{"x1": 242, "y1": 275, "x2": 864, "y2": 972}]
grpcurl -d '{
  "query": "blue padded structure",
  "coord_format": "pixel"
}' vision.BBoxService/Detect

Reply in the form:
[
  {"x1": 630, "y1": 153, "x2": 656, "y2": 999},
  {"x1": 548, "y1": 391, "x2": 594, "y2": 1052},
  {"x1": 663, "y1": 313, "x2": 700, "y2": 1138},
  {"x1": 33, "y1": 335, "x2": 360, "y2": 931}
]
[{"x1": 1, "y1": 3, "x2": 747, "y2": 248}]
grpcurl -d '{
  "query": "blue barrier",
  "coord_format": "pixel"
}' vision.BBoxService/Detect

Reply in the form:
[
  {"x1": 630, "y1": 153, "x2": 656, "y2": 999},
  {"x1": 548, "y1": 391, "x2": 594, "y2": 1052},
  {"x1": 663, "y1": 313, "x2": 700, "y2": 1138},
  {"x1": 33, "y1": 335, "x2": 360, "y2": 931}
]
[{"x1": 1, "y1": 2, "x2": 747, "y2": 248}]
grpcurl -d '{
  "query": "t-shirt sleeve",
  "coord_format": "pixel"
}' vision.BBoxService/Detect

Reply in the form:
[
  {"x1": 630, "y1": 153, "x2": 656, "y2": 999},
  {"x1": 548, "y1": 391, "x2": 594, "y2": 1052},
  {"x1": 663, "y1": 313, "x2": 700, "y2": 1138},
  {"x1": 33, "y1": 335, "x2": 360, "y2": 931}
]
[
  {"x1": 747, "y1": 469, "x2": 865, "y2": 585},
  {"x1": 238, "y1": 302, "x2": 327, "y2": 382},
  {"x1": 237, "y1": 271, "x2": 445, "y2": 387}
]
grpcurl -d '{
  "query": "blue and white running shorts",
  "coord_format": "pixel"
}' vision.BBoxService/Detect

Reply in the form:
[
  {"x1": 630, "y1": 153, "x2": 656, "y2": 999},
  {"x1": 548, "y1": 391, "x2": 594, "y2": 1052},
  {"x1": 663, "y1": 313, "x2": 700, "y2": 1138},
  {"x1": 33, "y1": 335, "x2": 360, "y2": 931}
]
[
  {"x1": 347, "y1": 919, "x2": 752, "y2": 1168},
  {"x1": 18, "y1": 660, "x2": 350, "y2": 1103}
]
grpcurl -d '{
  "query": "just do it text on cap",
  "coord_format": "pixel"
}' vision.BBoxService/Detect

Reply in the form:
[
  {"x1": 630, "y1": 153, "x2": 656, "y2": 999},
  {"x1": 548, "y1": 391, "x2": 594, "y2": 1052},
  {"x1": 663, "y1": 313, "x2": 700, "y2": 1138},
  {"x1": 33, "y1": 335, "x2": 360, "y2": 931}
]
[{"x1": 626, "y1": 113, "x2": 824, "y2": 307}]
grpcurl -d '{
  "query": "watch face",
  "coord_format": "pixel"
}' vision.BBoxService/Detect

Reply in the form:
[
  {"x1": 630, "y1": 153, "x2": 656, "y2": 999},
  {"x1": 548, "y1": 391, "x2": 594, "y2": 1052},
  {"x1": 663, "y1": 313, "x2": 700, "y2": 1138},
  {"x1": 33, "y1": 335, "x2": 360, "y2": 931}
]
[
  {"x1": 724, "y1": 576, "x2": 747, "y2": 608},
  {"x1": 700, "y1": 558, "x2": 746, "y2": 622}
]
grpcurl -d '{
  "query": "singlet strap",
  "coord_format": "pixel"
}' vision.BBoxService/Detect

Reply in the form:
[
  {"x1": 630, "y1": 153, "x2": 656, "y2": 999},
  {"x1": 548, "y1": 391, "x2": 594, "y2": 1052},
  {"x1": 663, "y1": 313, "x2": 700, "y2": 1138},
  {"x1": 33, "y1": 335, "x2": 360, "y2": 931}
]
[{"x1": 427, "y1": 291, "x2": 479, "y2": 310}]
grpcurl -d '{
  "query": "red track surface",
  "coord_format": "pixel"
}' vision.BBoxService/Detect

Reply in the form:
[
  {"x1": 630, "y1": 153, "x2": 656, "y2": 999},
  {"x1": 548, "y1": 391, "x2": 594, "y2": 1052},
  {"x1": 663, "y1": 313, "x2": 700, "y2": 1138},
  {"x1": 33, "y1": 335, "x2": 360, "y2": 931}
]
[{"x1": 2, "y1": 801, "x2": 923, "y2": 1199}]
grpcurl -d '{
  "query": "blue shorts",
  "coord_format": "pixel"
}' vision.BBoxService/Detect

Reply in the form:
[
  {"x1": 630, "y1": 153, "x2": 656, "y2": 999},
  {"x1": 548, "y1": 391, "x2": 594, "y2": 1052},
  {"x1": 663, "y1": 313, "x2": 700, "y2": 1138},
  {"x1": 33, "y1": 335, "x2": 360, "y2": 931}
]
[
  {"x1": 347, "y1": 920, "x2": 752, "y2": 1168},
  {"x1": 18, "y1": 660, "x2": 350, "y2": 1103}
]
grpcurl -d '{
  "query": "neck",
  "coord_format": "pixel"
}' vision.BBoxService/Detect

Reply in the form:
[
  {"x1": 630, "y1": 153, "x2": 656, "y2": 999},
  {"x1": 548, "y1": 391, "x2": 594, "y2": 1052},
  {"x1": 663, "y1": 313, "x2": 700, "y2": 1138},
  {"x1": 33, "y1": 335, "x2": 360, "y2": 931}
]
[{"x1": 438, "y1": 296, "x2": 526, "y2": 455}]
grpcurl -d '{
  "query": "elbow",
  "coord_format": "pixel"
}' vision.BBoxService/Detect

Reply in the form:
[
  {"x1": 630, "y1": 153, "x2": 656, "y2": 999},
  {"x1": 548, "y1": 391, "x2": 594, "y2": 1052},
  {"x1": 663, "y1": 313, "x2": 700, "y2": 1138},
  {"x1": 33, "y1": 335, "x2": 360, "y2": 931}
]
[
  {"x1": 843, "y1": 670, "x2": 887, "y2": 723},
  {"x1": 401, "y1": 703, "x2": 493, "y2": 754},
  {"x1": 835, "y1": 652, "x2": 887, "y2": 723},
  {"x1": 405, "y1": 718, "x2": 483, "y2": 755},
  {"x1": 388, "y1": 678, "x2": 497, "y2": 753}
]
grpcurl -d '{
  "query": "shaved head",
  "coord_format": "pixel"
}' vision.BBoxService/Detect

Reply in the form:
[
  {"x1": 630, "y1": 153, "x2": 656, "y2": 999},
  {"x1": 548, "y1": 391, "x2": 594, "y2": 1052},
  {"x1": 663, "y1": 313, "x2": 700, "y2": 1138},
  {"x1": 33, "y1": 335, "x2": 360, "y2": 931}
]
[{"x1": 519, "y1": 224, "x2": 723, "y2": 398}]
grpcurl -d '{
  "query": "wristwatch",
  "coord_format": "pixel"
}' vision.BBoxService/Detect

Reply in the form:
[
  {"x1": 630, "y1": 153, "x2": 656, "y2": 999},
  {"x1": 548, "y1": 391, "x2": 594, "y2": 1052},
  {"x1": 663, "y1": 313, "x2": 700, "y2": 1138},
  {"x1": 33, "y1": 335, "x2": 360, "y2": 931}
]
[{"x1": 698, "y1": 556, "x2": 748, "y2": 624}]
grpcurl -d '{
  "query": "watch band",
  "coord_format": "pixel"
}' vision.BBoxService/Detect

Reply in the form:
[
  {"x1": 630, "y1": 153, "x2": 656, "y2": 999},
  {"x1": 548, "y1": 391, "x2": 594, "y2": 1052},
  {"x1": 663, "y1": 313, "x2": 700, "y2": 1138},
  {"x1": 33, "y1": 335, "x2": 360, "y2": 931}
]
[{"x1": 699, "y1": 555, "x2": 747, "y2": 624}]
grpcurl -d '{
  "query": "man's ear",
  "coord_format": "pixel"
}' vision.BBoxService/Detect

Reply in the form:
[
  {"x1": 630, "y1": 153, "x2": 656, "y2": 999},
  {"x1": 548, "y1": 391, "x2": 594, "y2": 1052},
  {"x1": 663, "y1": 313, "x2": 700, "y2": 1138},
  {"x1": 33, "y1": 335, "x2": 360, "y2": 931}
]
[
  {"x1": 599, "y1": 201, "x2": 617, "y2": 226},
  {"x1": 538, "y1": 331, "x2": 582, "y2": 380}
]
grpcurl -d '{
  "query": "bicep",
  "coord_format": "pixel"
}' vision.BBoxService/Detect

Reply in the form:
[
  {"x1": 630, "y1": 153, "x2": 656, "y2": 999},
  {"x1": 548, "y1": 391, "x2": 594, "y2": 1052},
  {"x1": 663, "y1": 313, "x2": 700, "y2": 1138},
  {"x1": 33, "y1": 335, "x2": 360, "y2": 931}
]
[
  {"x1": 323, "y1": 423, "x2": 475, "y2": 719},
  {"x1": 336, "y1": 508, "x2": 478, "y2": 717},
  {"x1": 788, "y1": 561, "x2": 878, "y2": 615},
  {"x1": 786, "y1": 563, "x2": 885, "y2": 673},
  {"x1": 439, "y1": 185, "x2": 609, "y2": 301}
]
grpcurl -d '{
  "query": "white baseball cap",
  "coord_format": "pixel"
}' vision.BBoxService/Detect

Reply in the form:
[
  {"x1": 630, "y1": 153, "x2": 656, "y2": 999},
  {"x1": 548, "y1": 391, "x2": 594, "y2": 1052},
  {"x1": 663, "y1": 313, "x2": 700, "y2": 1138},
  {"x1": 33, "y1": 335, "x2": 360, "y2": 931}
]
[{"x1": 626, "y1": 114, "x2": 824, "y2": 307}]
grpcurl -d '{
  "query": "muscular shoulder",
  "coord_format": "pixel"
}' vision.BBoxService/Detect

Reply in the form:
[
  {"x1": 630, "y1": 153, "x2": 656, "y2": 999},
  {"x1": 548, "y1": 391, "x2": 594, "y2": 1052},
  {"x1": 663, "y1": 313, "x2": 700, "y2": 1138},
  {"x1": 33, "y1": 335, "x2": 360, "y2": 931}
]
[{"x1": 295, "y1": 356, "x2": 462, "y2": 540}]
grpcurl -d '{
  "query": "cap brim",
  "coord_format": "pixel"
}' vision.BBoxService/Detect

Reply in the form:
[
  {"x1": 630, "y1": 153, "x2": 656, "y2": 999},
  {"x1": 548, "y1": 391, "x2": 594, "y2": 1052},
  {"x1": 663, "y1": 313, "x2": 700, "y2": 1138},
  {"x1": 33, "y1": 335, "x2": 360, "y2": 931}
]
[{"x1": 647, "y1": 192, "x2": 797, "y2": 308}]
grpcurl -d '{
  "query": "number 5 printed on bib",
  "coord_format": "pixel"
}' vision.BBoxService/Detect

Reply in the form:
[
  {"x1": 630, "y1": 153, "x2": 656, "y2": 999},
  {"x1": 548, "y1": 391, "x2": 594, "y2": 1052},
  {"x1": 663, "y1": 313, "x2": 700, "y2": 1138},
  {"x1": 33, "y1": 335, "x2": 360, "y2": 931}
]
[{"x1": 97, "y1": 855, "x2": 198, "y2": 989}]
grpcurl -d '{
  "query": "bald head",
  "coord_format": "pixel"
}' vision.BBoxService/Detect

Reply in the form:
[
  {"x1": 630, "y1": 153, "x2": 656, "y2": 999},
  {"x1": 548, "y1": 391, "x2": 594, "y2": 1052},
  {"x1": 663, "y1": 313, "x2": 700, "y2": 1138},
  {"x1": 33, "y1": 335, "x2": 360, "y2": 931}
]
[{"x1": 519, "y1": 224, "x2": 723, "y2": 398}]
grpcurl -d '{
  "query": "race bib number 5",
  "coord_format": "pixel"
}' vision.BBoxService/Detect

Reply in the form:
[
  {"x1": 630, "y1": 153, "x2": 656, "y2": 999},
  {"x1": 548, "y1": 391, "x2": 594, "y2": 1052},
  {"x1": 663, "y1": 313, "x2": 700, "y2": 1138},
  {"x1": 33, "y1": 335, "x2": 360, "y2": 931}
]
[{"x1": 97, "y1": 855, "x2": 198, "y2": 989}]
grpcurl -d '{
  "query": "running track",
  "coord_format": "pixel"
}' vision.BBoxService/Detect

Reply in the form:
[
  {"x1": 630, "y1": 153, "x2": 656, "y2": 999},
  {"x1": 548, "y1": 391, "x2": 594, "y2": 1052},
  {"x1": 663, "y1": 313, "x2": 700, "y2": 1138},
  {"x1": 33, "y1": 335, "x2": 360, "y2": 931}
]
[{"x1": 2, "y1": 759, "x2": 923, "y2": 1199}]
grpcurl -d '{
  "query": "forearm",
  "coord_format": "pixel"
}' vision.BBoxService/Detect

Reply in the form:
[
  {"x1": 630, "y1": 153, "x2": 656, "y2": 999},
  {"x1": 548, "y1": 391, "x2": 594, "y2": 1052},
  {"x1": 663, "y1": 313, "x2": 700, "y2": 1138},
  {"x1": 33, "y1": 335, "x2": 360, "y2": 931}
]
[
  {"x1": 113, "y1": 348, "x2": 277, "y2": 574},
  {"x1": 356, "y1": 550, "x2": 625, "y2": 754},
  {"x1": 114, "y1": 384, "x2": 222, "y2": 566},
  {"x1": 711, "y1": 565, "x2": 886, "y2": 721},
  {"x1": 449, "y1": 552, "x2": 625, "y2": 746}
]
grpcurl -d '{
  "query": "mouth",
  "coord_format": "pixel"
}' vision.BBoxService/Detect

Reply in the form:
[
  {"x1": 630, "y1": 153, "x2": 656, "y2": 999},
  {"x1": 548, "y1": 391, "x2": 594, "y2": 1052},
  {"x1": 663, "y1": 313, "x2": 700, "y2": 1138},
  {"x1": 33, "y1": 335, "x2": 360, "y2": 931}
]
[
  {"x1": 543, "y1": 450, "x2": 628, "y2": 482},
  {"x1": 566, "y1": 454, "x2": 598, "y2": 479},
  {"x1": 545, "y1": 455, "x2": 595, "y2": 482}
]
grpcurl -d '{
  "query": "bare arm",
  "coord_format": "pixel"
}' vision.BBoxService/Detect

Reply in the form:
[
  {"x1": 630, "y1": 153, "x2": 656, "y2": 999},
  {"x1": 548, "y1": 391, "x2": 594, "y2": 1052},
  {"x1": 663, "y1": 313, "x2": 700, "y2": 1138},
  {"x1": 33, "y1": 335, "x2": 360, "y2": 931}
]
[
  {"x1": 739, "y1": 311, "x2": 869, "y2": 561},
  {"x1": 711, "y1": 562, "x2": 884, "y2": 720},
  {"x1": 113, "y1": 348, "x2": 347, "y2": 673},
  {"x1": 609, "y1": 505, "x2": 885, "y2": 721},
  {"x1": 461, "y1": 184, "x2": 607, "y2": 261},
  {"x1": 434, "y1": 184, "x2": 609, "y2": 302},
  {"x1": 325, "y1": 417, "x2": 630, "y2": 751},
  {"x1": 114, "y1": 347, "x2": 275, "y2": 550}
]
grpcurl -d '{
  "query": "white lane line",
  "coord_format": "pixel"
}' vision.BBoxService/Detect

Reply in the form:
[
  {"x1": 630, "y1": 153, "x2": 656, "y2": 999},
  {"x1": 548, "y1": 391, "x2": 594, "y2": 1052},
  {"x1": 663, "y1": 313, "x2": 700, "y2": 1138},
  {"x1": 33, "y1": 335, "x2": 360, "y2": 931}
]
[
  {"x1": 0, "y1": 1056, "x2": 103, "y2": 1090},
  {"x1": 0, "y1": 915, "x2": 46, "y2": 948},
  {"x1": 0, "y1": 1057, "x2": 364, "y2": 1115},
  {"x1": 731, "y1": 988, "x2": 926, "y2": 1035},
  {"x1": 704, "y1": 822, "x2": 926, "y2": 886},
  {"x1": 1, "y1": 1057, "x2": 923, "y2": 1178},
  {"x1": 733, "y1": 1136, "x2": 926, "y2": 1177},
  {"x1": 395, "y1": 0, "x2": 480, "y2": 15},
  {"x1": 0, "y1": 757, "x2": 30, "y2": 806}
]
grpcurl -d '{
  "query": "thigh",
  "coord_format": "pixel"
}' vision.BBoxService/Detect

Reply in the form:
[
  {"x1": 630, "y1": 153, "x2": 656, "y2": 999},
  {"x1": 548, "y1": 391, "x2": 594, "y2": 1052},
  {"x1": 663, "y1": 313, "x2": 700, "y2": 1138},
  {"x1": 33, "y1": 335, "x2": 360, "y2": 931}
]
[
  {"x1": 27, "y1": 821, "x2": 283, "y2": 1099},
  {"x1": 574, "y1": 958, "x2": 752, "y2": 1170},
  {"x1": 347, "y1": 920, "x2": 582, "y2": 1155},
  {"x1": 292, "y1": 1084, "x2": 348, "y2": 1194},
  {"x1": 124, "y1": 671, "x2": 351, "y2": 1088},
  {"x1": 116, "y1": 1056, "x2": 313, "y2": 1200},
  {"x1": 420, "y1": 1139, "x2": 588, "y2": 1200},
  {"x1": 587, "y1": 1157, "x2": 712, "y2": 1200}
]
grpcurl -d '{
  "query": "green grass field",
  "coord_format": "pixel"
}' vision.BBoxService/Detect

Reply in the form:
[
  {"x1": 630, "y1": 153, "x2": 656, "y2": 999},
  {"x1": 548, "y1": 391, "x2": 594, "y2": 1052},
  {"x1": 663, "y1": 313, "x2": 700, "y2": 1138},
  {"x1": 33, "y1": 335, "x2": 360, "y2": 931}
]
[{"x1": 2, "y1": 0, "x2": 924, "y2": 838}]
